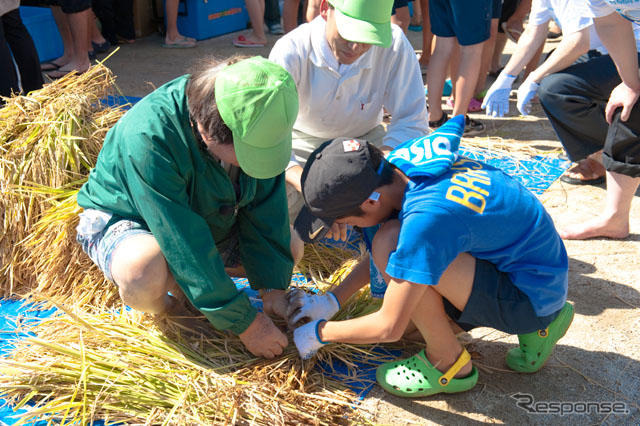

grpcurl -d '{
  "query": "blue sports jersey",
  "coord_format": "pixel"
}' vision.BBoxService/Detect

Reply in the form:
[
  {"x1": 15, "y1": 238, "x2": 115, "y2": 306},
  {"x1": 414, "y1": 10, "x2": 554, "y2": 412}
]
[{"x1": 386, "y1": 156, "x2": 568, "y2": 317}]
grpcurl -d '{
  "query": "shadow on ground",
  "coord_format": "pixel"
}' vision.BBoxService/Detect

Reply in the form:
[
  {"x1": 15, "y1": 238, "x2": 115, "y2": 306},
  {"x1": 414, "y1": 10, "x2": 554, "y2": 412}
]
[{"x1": 370, "y1": 341, "x2": 639, "y2": 425}]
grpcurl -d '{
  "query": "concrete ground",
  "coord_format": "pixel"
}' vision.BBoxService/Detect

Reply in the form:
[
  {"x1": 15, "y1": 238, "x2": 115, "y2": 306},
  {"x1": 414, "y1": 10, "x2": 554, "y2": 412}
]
[{"x1": 92, "y1": 26, "x2": 640, "y2": 425}]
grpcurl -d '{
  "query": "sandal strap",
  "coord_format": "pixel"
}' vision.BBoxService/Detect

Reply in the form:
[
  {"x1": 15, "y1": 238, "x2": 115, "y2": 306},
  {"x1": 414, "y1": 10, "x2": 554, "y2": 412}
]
[{"x1": 417, "y1": 348, "x2": 471, "y2": 387}]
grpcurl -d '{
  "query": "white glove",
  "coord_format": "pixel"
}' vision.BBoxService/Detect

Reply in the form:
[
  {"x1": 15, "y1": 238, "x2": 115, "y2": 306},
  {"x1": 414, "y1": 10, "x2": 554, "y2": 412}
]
[
  {"x1": 286, "y1": 289, "x2": 340, "y2": 329},
  {"x1": 293, "y1": 320, "x2": 327, "y2": 360},
  {"x1": 482, "y1": 72, "x2": 517, "y2": 117},
  {"x1": 516, "y1": 77, "x2": 540, "y2": 116}
]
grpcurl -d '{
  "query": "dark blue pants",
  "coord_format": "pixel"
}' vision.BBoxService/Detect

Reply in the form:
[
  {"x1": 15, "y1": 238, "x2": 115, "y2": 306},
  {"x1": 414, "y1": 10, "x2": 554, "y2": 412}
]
[
  {"x1": 0, "y1": 8, "x2": 43, "y2": 104},
  {"x1": 538, "y1": 53, "x2": 640, "y2": 177}
]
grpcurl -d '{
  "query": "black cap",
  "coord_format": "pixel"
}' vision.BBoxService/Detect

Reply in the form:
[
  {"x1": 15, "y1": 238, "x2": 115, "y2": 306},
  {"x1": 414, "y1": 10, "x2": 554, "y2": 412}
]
[{"x1": 294, "y1": 137, "x2": 383, "y2": 243}]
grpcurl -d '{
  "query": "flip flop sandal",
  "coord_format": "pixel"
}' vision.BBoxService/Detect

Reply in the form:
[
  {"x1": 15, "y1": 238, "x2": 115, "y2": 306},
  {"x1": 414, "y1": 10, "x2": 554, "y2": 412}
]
[
  {"x1": 428, "y1": 111, "x2": 448, "y2": 129},
  {"x1": 468, "y1": 97, "x2": 483, "y2": 112},
  {"x1": 488, "y1": 67, "x2": 504, "y2": 78},
  {"x1": 547, "y1": 30, "x2": 562, "y2": 40},
  {"x1": 44, "y1": 68, "x2": 88, "y2": 80},
  {"x1": 559, "y1": 174, "x2": 605, "y2": 186},
  {"x1": 41, "y1": 61, "x2": 64, "y2": 71},
  {"x1": 446, "y1": 97, "x2": 455, "y2": 109},
  {"x1": 91, "y1": 40, "x2": 111, "y2": 53},
  {"x1": 376, "y1": 348, "x2": 478, "y2": 397},
  {"x1": 232, "y1": 35, "x2": 266, "y2": 48},
  {"x1": 501, "y1": 22, "x2": 523, "y2": 43},
  {"x1": 162, "y1": 36, "x2": 196, "y2": 48},
  {"x1": 506, "y1": 302, "x2": 574, "y2": 373}
]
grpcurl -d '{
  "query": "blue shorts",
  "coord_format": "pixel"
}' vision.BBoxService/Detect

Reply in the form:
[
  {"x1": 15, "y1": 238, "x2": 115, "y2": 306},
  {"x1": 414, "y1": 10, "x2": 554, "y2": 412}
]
[
  {"x1": 443, "y1": 259, "x2": 561, "y2": 335},
  {"x1": 429, "y1": 0, "x2": 492, "y2": 45}
]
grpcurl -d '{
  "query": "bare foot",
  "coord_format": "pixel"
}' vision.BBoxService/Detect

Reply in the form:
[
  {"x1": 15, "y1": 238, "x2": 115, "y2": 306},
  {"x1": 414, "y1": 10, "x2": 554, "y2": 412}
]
[
  {"x1": 565, "y1": 158, "x2": 606, "y2": 181},
  {"x1": 163, "y1": 35, "x2": 196, "y2": 48},
  {"x1": 559, "y1": 215, "x2": 630, "y2": 240}
]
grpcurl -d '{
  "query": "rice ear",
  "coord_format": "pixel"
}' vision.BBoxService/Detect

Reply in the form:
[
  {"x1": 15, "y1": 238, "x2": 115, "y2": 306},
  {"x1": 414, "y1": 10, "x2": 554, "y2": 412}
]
[{"x1": 0, "y1": 65, "x2": 125, "y2": 299}]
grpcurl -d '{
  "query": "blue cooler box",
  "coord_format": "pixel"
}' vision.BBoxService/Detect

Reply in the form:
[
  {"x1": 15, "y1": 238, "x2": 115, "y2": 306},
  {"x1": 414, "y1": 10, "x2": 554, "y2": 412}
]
[
  {"x1": 19, "y1": 6, "x2": 64, "y2": 63},
  {"x1": 174, "y1": 0, "x2": 249, "y2": 40}
]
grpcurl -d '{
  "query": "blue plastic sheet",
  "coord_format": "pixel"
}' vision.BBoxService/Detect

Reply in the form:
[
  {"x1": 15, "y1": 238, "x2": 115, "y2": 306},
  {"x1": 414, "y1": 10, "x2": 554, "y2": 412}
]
[{"x1": 0, "y1": 95, "x2": 570, "y2": 421}]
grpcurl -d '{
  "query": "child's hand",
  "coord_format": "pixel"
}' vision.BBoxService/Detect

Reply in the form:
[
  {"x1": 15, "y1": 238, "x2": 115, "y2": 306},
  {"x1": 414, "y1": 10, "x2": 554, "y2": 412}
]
[
  {"x1": 286, "y1": 289, "x2": 340, "y2": 330},
  {"x1": 293, "y1": 320, "x2": 327, "y2": 360}
]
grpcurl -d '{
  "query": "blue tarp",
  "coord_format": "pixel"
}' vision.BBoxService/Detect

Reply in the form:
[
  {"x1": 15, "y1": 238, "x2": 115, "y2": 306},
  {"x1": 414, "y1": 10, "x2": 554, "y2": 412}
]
[{"x1": 0, "y1": 94, "x2": 569, "y2": 422}]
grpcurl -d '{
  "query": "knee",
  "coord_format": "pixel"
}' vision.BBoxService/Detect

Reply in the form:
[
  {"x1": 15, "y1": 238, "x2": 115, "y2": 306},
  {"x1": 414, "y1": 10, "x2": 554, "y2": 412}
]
[
  {"x1": 110, "y1": 236, "x2": 170, "y2": 304},
  {"x1": 538, "y1": 74, "x2": 571, "y2": 107},
  {"x1": 371, "y1": 219, "x2": 401, "y2": 271}
]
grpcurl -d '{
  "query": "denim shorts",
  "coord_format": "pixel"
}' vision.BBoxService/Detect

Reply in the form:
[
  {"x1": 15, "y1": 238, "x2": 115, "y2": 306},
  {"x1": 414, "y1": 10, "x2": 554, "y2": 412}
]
[
  {"x1": 443, "y1": 259, "x2": 561, "y2": 335},
  {"x1": 76, "y1": 209, "x2": 241, "y2": 282},
  {"x1": 76, "y1": 209, "x2": 151, "y2": 282}
]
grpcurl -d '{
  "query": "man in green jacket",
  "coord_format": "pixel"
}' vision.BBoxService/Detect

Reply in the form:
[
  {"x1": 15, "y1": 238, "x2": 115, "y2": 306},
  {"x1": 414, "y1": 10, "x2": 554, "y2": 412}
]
[{"x1": 76, "y1": 56, "x2": 302, "y2": 359}]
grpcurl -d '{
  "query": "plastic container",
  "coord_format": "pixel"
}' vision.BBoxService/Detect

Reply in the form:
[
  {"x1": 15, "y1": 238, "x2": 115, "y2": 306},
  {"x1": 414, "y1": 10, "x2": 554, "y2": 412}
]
[
  {"x1": 171, "y1": 0, "x2": 249, "y2": 41},
  {"x1": 19, "y1": 6, "x2": 64, "y2": 63}
]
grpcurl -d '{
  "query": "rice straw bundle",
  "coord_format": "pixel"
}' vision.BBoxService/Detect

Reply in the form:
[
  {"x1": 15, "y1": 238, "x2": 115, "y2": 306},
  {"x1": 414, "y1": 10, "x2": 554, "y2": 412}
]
[
  {"x1": 18, "y1": 190, "x2": 118, "y2": 307},
  {"x1": 0, "y1": 65, "x2": 126, "y2": 297},
  {"x1": 0, "y1": 249, "x2": 406, "y2": 425},
  {"x1": 296, "y1": 238, "x2": 363, "y2": 281},
  {"x1": 0, "y1": 281, "x2": 398, "y2": 425}
]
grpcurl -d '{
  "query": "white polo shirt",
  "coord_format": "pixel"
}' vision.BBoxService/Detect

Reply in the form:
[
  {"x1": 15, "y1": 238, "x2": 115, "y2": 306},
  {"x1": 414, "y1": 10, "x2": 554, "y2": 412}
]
[
  {"x1": 529, "y1": 0, "x2": 608, "y2": 52},
  {"x1": 269, "y1": 16, "x2": 428, "y2": 167},
  {"x1": 587, "y1": 0, "x2": 640, "y2": 22},
  {"x1": 530, "y1": 0, "x2": 640, "y2": 53}
]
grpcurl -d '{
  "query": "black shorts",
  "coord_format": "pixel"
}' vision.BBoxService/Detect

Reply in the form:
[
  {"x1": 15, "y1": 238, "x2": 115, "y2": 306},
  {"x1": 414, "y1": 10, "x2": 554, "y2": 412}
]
[
  {"x1": 392, "y1": 0, "x2": 412, "y2": 13},
  {"x1": 49, "y1": 0, "x2": 92, "y2": 14},
  {"x1": 491, "y1": 0, "x2": 502, "y2": 19},
  {"x1": 443, "y1": 259, "x2": 561, "y2": 335},
  {"x1": 498, "y1": 0, "x2": 519, "y2": 32}
]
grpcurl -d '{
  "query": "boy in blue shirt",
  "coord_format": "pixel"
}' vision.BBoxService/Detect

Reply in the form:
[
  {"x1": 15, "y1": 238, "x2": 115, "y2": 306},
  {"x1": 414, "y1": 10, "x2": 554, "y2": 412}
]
[{"x1": 289, "y1": 115, "x2": 574, "y2": 397}]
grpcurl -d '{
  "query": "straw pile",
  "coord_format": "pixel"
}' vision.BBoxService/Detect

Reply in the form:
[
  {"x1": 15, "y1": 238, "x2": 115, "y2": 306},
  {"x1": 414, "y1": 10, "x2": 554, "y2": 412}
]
[
  {"x1": 0, "y1": 69, "x2": 410, "y2": 424},
  {"x1": 0, "y1": 255, "x2": 402, "y2": 425},
  {"x1": 0, "y1": 64, "x2": 125, "y2": 301}
]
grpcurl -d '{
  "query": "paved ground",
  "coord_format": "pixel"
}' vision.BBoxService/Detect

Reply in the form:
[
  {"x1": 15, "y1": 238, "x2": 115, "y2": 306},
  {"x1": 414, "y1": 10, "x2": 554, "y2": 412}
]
[{"x1": 91, "y1": 26, "x2": 640, "y2": 425}]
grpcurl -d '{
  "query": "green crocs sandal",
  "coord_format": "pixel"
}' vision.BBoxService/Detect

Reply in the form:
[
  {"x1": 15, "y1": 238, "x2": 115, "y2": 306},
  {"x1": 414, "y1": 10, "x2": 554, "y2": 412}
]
[
  {"x1": 506, "y1": 302, "x2": 575, "y2": 373},
  {"x1": 376, "y1": 348, "x2": 478, "y2": 397}
]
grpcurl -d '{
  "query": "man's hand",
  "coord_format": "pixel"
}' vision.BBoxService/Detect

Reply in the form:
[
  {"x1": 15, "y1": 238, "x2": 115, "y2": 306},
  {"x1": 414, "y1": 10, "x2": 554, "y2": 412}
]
[
  {"x1": 483, "y1": 72, "x2": 516, "y2": 117},
  {"x1": 325, "y1": 222, "x2": 348, "y2": 241},
  {"x1": 238, "y1": 312, "x2": 288, "y2": 359},
  {"x1": 261, "y1": 289, "x2": 288, "y2": 319},
  {"x1": 605, "y1": 81, "x2": 640, "y2": 124},
  {"x1": 293, "y1": 320, "x2": 327, "y2": 360},
  {"x1": 516, "y1": 77, "x2": 540, "y2": 116},
  {"x1": 286, "y1": 288, "x2": 340, "y2": 329}
]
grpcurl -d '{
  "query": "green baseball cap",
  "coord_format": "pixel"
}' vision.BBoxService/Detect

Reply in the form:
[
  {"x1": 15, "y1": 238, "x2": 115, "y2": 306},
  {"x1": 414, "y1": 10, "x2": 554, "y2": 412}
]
[
  {"x1": 328, "y1": 0, "x2": 394, "y2": 48},
  {"x1": 215, "y1": 56, "x2": 299, "y2": 179}
]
